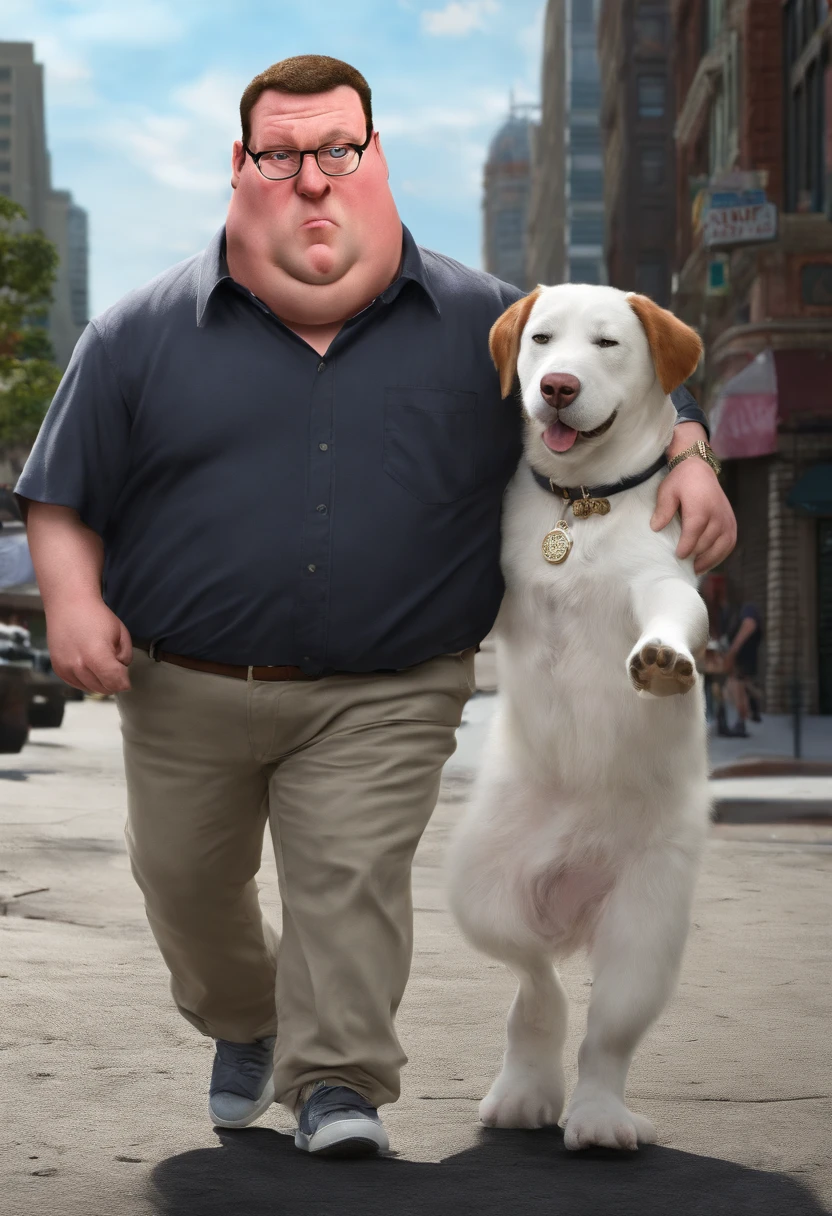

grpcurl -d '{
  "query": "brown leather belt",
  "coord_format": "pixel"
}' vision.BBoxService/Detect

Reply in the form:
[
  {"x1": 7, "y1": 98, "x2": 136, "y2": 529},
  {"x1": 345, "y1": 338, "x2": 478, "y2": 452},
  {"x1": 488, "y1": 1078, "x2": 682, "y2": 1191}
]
[
  {"x1": 132, "y1": 638, "x2": 477, "y2": 683},
  {"x1": 131, "y1": 638, "x2": 319, "y2": 681}
]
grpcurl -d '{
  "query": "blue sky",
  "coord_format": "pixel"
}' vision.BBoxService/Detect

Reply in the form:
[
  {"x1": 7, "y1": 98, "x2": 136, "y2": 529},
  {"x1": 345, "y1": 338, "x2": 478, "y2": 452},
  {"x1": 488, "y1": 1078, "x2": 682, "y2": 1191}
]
[{"x1": 5, "y1": 0, "x2": 543, "y2": 315}]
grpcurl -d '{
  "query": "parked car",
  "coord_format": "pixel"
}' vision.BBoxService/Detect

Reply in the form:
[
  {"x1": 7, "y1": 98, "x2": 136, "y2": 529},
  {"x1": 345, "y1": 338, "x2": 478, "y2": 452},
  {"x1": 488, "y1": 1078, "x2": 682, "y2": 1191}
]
[
  {"x1": 0, "y1": 625, "x2": 33, "y2": 753},
  {"x1": 27, "y1": 649, "x2": 67, "y2": 728}
]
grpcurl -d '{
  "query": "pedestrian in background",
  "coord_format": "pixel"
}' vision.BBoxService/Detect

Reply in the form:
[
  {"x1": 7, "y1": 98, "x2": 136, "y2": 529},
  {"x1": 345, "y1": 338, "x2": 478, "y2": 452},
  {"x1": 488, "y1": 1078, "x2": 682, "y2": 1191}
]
[{"x1": 15, "y1": 56, "x2": 737, "y2": 1157}]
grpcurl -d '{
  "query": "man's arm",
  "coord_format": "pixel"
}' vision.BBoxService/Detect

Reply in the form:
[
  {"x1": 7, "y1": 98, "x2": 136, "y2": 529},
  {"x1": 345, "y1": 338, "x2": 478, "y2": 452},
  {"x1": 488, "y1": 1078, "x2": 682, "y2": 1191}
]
[
  {"x1": 723, "y1": 614, "x2": 758, "y2": 672},
  {"x1": 25, "y1": 501, "x2": 132, "y2": 694}
]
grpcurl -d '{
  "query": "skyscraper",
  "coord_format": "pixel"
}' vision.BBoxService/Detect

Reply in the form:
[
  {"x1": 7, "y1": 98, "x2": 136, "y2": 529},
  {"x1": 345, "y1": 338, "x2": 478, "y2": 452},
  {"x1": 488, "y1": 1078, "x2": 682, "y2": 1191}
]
[
  {"x1": 527, "y1": 0, "x2": 606, "y2": 287},
  {"x1": 0, "y1": 42, "x2": 88, "y2": 370},
  {"x1": 482, "y1": 103, "x2": 537, "y2": 290}
]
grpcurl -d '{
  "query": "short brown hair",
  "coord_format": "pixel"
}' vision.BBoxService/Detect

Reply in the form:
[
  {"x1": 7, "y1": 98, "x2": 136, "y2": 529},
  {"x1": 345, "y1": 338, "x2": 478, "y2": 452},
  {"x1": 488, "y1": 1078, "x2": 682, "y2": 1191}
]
[{"x1": 240, "y1": 54, "x2": 373, "y2": 147}]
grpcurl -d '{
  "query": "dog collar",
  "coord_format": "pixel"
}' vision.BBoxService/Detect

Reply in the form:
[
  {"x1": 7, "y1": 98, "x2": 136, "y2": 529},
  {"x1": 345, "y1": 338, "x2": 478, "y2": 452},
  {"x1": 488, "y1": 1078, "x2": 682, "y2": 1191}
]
[{"x1": 529, "y1": 453, "x2": 668, "y2": 519}]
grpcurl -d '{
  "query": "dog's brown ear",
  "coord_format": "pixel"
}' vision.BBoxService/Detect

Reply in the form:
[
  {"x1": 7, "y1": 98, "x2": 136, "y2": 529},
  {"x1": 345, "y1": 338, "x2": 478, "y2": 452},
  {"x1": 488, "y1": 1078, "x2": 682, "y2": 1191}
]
[
  {"x1": 627, "y1": 293, "x2": 703, "y2": 393},
  {"x1": 489, "y1": 287, "x2": 543, "y2": 399}
]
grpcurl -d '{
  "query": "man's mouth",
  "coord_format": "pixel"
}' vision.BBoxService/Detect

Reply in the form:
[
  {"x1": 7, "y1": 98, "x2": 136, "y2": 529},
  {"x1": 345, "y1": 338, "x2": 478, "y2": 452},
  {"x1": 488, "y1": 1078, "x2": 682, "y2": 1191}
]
[
  {"x1": 541, "y1": 409, "x2": 618, "y2": 453},
  {"x1": 301, "y1": 218, "x2": 336, "y2": 230}
]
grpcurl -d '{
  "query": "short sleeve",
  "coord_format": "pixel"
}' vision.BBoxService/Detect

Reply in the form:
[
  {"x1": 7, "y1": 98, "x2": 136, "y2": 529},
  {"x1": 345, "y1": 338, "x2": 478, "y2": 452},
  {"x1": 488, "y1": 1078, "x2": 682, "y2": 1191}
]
[
  {"x1": 670, "y1": 385, "x2": 709, "y2": 436},
  {"x1": 14, "y1": 321, "x2": 132, "y2": 537}
]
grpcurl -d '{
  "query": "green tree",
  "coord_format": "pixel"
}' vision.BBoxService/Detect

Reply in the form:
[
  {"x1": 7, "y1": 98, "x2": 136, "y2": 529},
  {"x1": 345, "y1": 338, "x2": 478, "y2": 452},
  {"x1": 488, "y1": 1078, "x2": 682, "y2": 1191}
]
[{"x1": 0, "y1": 195, "x2": 62, "y2": 447}]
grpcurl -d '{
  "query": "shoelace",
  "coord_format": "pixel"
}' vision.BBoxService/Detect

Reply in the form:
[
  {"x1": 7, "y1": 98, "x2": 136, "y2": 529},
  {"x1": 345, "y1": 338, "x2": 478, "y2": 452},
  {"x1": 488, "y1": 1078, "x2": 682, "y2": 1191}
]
[
  {"x1": 304, "y1": 1084, "x2": 377, "y2": 1125},
  {"x1": 212, "y1": 1039, "x2": 273, "y2": 1096}
]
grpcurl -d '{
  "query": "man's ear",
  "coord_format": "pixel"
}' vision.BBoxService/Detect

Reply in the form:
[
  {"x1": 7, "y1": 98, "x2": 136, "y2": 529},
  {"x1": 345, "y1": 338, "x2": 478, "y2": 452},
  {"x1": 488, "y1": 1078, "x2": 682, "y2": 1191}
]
[
  {"x1": 489, "y1": 287, "x2": 543, "y2": 399},
  {"x1": 626, "y1": 293, "x2": 703, "y2": 393}
]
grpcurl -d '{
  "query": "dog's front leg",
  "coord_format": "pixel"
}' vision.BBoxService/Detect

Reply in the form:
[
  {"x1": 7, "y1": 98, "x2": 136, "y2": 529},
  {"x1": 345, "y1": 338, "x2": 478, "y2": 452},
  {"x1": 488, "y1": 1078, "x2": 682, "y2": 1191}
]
[
  {"x1": 480, "y1": 959, "x2": 568, "y2": 1129},
  {"x1": 627, "y1": 574, "x2": 708, "y2": 696},
  {"x1": 564, "y1": 843, "x2": 700, "y2": 1150}
]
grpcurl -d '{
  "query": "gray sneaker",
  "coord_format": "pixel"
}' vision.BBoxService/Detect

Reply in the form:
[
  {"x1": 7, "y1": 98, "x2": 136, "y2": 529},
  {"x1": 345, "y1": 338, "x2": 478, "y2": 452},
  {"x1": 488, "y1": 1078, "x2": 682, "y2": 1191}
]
[
  {"x1": 208, "y1": 1036, "x2": 276, "y2": 1128},
  {"x1": 295, "y1": 1083, "x2": 389, "y2": 1157}
]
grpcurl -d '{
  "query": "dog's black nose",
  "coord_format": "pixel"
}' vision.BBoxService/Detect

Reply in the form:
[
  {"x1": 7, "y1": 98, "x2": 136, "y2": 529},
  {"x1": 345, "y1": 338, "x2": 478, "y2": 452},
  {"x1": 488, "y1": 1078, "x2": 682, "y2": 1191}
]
[{"x1": 540, "y1": 373, "x2": 581, "y2": 408}]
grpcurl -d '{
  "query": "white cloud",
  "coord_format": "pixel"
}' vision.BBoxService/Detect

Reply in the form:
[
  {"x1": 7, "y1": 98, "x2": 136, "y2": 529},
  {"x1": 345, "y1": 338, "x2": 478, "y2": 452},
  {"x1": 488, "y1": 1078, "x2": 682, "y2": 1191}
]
[
  {"x1": 64, "y1": 1, "x2": 185, "y2": 47},
  {"x1": 421, "y1": 0, "x2": 499, "y2": 37}
]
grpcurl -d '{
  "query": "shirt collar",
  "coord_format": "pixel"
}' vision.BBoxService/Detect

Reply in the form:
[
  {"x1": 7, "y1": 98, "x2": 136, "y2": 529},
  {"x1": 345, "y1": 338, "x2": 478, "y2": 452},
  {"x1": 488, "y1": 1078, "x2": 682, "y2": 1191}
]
[{"x1": 196, "y1": 222, "x2": 440, "y2": 328}]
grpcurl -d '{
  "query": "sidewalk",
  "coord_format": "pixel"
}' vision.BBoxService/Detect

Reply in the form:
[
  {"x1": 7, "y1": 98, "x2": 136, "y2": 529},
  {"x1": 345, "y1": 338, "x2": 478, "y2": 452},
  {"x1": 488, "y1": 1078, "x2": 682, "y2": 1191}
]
[
  {"x1": 1, "y1": 699, "x2": 830, "y2": 1215},
  {"x1": 471, "y1": 640, "x2": 832, "y2": 823}
]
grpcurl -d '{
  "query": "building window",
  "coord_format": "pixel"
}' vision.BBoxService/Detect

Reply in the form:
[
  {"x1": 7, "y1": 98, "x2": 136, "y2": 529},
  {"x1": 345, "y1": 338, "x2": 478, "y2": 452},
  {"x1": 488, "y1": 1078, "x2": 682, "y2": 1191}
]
[
  {"x1": 637, "y1": 76, "x2": 665, "y2": 118},
  {"x1": 570, "y1": 212, "x2": 605, "y2": 245},
  {"x1": 635, "y1": 13, "x2": 666, "y2": 53},
  {"x1": 0, "y1": 68, "x2": 11, "y2": 82},
  {"x1": 639, "y1": 145, "x2": 666, "y2": 187},
  {"x1": 0, "y1": 160, "x2": 10, "y2": 173},
  {"x1": 635, "y1": 256, "x2": 668, "y2": 303},
  {"x1": 569, "y1": 259, "x2": 602, "y2": 284},
  {"x1": 0, "y1": 138, "x2": 9, "y2": 152},
  {"x1": 571, "y1": 78, "x2": 601, "y2": 110},
  {"x1": 709, "y1": 30, "x2": 739, "y2": 175},
  {"x1": 704, "y1": 0, "x2": 726, "y2": 48},
  {"x1": 570, "y1": 124, "x2": 601, "y2": 154},
  {"x1": 784, "y1": 0, "x2": 828, "y2": 213},
  {"x1": 0, "y1": 116, "x2": 10, "y2": 128},
  {"x1": 0, "y1": 93, "x2": 11, "y2": 106},
  {"x1": 570, "y1": 168, "x2": 604, "y2": 201}
]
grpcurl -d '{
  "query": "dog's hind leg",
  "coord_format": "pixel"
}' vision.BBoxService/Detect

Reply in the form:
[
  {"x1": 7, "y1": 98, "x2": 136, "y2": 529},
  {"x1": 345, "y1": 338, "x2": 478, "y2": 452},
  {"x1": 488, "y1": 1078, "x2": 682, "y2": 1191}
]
[
  {"x1": 479, "y1": 957, "x2": 568, "y2": 1129},
  {"x1": 563, "y1": 841, "x2": 700, "y2": 1151}
]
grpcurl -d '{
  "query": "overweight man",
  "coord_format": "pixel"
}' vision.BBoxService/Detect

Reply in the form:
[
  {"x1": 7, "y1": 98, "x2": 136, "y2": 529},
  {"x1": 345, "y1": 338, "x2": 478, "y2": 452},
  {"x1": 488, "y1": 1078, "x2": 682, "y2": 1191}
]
[{"x1": 17, "y1": 55, "x2": 736, "y2": 1158}]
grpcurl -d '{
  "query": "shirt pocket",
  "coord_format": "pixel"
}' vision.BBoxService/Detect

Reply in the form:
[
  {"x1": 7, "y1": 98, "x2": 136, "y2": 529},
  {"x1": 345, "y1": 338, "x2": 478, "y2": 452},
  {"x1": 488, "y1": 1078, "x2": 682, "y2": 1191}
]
[{"x1": 383, "y1": 387, "x2": 479, "y2": 504}]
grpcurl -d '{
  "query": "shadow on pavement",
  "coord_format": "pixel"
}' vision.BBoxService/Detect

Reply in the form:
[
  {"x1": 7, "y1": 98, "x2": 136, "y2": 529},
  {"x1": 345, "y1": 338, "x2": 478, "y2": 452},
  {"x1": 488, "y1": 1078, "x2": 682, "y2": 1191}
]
[{"x1": 149, "y1": 1125, "x2": 829, "y2": 1216}]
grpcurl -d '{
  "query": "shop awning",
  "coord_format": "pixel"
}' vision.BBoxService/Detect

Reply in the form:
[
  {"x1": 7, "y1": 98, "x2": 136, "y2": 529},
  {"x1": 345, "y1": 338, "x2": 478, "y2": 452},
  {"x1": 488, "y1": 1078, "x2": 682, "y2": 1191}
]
[
  {"x1": 709, "y1": 349, "x2": 778, "y2": 459},
  {"x1": 787, "y1": 464, "x2": 832, "y2": 515},
  {"x1": 710, "y1": 347, "x2": 832, "y2": 460}
]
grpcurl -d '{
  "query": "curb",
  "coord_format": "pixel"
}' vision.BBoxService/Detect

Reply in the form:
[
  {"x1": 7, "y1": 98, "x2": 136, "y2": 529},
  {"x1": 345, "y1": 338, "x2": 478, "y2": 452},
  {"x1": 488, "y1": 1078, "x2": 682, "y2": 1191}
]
[
  {"x1": 711, "y1": 757, "x2": 832, "y2": 779},
  {"x1": 712, "y1": 798, "x2": 832, "y2": 824}
]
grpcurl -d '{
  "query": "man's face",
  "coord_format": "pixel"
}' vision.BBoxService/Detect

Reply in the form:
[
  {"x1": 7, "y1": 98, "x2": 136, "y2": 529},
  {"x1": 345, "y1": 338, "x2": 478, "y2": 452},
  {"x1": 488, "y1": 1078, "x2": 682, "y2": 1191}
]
[{"x1": 228, "y1": 85, "x2": 400, "y2": 292}]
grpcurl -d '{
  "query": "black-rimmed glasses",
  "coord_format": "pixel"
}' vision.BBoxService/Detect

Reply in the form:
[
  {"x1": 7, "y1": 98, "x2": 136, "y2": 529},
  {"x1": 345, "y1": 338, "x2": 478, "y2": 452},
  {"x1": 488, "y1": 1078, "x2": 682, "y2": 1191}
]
[{"x1": 243, "y1": 131, "x2": 373, "y2": 181}]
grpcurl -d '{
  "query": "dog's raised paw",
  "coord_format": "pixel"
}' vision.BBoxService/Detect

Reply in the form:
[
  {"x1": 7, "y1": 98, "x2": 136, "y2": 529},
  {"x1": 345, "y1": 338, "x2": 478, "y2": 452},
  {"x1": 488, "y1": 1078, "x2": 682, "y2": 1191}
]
[
  {"x1": 563, "y1": 1096, "x2": 657, "y2": 1151},
  {"x1": 627, "y1": 637, "x2": 696, "y2": 697}
]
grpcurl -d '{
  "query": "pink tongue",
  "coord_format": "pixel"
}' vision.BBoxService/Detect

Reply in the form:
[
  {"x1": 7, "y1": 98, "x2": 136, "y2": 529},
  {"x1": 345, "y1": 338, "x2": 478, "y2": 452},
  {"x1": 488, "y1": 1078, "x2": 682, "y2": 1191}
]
[{"x1": 543, "y1": 420, "x2": 579, "y2": 452}]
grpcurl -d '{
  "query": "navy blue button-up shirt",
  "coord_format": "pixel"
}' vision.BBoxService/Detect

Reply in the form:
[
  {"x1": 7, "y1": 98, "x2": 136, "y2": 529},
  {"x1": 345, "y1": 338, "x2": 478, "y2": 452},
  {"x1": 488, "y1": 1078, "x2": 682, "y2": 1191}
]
[{"x1": 16, "y1": 226, "x2": 707, "y2": 673}]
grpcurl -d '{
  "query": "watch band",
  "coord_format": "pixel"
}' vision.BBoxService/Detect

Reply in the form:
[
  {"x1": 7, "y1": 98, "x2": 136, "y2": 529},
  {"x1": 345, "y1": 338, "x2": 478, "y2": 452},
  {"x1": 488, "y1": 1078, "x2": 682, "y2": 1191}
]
[{"x1": 667, "y1": 439, "x2": 722, "y2": 475}]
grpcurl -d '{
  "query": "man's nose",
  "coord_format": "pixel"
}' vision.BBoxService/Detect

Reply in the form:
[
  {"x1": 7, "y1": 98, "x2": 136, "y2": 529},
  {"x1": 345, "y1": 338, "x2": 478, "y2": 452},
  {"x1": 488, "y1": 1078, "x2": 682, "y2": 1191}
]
[
  {"x1": 295, "y1": 155, "x2": 330, "y2": 197},
  {"x1": 540, "y1": 373, "x2": 581, "y2": 409}
]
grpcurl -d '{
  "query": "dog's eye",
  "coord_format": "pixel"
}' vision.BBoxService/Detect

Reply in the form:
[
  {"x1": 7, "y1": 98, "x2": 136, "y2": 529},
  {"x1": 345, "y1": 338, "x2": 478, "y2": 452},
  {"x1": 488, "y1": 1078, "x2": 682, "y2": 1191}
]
[
  {"x1": 531, "y1": 334, "x2": 550, "y2": 345},
  {"x1": 595, "y1": 338, "x2": 619, "y2": 348}
]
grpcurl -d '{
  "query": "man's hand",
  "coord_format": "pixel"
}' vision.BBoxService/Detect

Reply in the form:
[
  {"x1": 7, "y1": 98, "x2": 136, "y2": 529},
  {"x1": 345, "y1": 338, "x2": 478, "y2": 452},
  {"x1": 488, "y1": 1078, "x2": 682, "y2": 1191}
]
[
  {"x1": 651, "y1": 422, "x2": 737, "y2": 574},
  {"x1": 47, "y1": 600, "x2": 133, "y2": 695},
  {"x1": 23, "y1": 500, "x2": 133, "y2": 694}
]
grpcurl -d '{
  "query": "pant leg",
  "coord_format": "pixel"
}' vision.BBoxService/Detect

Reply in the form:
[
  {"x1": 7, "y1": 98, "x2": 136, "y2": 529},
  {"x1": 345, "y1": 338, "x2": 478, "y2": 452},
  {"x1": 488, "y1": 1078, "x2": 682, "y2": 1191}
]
[
  {"x1": 267, "y1": 651, "x2": 475, "y2": 1111},
  {"x1": 117, "y1": 650, "x2": 278, "y2": 1042}
]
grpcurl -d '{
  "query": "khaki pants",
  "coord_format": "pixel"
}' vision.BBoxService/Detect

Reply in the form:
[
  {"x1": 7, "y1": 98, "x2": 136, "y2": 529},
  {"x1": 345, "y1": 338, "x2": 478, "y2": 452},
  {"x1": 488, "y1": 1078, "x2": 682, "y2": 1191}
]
[{"x1": 116, "y1": 647, "x2": 474, "y2": 1110}]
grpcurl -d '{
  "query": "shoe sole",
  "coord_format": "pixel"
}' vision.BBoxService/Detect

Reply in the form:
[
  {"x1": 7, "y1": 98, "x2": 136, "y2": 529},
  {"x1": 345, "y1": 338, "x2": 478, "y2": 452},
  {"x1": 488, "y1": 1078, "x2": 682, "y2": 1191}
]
[
  {"x1": 209, "y1": 1075, "x2": 276, "y2": 1129},
  {"x1": 295, "y1": 1118, "x2": 389, "y2": 1157}
]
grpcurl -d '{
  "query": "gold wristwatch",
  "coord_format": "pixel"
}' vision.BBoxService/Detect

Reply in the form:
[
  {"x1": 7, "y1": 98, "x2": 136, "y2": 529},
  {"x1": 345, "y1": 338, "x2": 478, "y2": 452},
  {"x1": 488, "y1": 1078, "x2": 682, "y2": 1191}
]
[{"x1": 667, "y1": 439, "x2": 722, "y2": 476}]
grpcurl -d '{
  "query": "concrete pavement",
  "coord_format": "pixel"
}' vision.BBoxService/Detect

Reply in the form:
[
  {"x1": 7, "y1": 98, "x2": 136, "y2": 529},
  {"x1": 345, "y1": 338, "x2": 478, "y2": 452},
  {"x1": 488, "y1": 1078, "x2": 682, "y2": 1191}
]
[{"x1": 1, "y1": 697, "x2": 831, "y2": 1216}]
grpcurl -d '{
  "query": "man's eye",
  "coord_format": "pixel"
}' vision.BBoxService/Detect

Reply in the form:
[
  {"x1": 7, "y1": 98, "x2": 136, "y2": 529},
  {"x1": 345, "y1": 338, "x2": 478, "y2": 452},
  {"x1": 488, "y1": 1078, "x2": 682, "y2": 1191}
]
[
  {"x1": 595, "y1": 338, "x2": 619, "y2": 348},
  {"x1": 531, "y1": 334, "x2": 550, "y2": 344},
  {"x1": 322, "y1": 146, "x2": 349, "y2": 159},
  {"x1": 267, "y1": 151, "x2": 292, "y2": 161}
]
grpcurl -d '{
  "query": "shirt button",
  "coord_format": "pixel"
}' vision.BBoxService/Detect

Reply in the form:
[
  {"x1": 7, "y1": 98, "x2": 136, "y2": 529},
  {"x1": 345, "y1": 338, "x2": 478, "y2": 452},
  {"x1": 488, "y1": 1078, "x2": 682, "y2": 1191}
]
[
  {"x1": 316, "y1": 504, "x2": 327, "y2": 513},
  {"x1": 317, "y1": 361, "x2": 326, "y2": 373},
  {"x1": 318, "y1": 442, "x2": 328, "y2": 451},
  {"x1": 307, "y1": 563, "x2": 316, "y2": 573}
]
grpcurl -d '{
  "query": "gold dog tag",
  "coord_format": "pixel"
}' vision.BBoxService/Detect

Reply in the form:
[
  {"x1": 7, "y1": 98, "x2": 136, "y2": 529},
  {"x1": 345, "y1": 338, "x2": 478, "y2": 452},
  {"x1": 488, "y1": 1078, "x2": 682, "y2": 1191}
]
[
  {"x1": 572, "y1": 496, "x2": 610, "y2": 519},
  {"x1": 542, "y1": 520, "x2": 573, "y2": 564}
]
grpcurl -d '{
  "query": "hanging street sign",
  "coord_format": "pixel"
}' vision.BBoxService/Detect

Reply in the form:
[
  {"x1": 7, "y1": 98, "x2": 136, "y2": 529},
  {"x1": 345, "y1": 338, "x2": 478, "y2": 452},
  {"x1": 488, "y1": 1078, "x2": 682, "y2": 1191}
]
[{"x1": 702, "y1": 195, "x2": 778, "y2": 247}]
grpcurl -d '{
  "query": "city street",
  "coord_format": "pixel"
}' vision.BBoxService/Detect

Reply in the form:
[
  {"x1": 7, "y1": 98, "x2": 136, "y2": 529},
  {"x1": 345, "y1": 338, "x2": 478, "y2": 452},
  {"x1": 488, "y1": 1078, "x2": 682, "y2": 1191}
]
[{"x1": 2, "y1": 695, "x2": 831, "y2": 1216}]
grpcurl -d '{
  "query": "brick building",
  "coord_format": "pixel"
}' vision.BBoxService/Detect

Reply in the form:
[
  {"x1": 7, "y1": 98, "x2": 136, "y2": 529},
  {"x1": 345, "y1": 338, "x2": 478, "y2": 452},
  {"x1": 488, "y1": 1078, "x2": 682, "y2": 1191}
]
[
  {"x1": 672, "y1": 0, "x2": 832, "y2": 714},
  {"x1": 598, "y1": 0, "x2": 677, "y2": 304}
]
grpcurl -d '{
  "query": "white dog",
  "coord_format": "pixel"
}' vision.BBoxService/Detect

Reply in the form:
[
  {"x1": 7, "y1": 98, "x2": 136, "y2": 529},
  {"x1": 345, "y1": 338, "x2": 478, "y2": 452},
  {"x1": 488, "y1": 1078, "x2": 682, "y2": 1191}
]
[{"x1": 447, "y1": 284, "x2": 711, "y2": 1152}]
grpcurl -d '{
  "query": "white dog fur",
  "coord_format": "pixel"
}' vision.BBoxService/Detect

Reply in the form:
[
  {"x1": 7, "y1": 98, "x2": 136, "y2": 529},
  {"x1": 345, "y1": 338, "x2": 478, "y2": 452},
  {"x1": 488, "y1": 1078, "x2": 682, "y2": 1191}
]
[{"x1": 447, "y1": 283, "x2": 711, "y2": 1152}]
